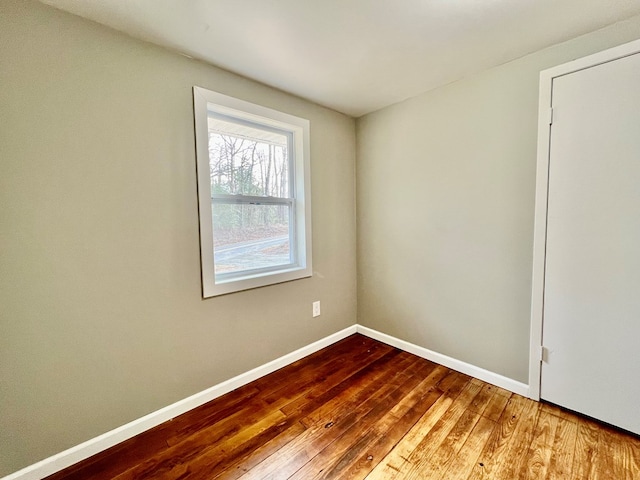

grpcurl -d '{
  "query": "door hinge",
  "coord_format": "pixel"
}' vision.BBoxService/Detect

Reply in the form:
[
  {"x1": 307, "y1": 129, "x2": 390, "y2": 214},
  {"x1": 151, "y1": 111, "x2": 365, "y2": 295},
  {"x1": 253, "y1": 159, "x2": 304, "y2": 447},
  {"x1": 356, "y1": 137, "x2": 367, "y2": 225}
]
[
  {"x1": 548, "y1": 107, "x2": 554, "y2": 125},
  {"x1": 539, "y1": 346, "x2": 550, "y2": 363}
]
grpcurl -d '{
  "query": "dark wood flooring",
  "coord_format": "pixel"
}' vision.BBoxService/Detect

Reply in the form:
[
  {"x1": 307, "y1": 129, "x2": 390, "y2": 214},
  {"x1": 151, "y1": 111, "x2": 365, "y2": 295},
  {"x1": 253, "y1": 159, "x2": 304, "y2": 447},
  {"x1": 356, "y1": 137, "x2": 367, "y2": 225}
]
[{"x1": 45, "y1": 334, "x2": 640, "y2": 479}]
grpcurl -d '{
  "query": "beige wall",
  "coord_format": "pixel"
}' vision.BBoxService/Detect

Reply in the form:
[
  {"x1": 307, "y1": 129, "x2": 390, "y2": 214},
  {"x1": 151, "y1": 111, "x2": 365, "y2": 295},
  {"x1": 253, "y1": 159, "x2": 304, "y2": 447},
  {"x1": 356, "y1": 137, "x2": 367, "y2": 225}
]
[
  {"x1": 0, "y1": 0, "x2": 356, "y2": 475},
  {"x1": 356, "y1": 17, "x2": 640, "y2": 384}
]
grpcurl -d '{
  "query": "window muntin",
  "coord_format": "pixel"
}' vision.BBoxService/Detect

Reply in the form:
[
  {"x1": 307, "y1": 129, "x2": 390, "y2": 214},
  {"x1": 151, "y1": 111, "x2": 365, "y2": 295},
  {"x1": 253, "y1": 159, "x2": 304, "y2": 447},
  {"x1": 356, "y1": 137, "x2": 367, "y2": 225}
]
[{"x1": 193, "y1": 87, "x2": 312, "y2": 297}]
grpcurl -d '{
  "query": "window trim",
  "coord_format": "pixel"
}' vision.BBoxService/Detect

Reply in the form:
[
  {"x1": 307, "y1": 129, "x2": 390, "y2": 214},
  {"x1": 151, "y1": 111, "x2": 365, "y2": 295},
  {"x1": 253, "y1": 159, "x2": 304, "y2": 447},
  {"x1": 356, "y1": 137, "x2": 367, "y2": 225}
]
[{"x1": 193, "y1": 86, "x2": 312, "y2": 297}]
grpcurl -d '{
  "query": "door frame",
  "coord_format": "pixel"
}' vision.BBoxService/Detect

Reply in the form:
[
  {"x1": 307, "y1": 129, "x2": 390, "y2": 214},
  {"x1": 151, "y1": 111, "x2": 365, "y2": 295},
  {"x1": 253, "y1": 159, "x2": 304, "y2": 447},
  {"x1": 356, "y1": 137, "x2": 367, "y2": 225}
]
[{"x1": 528, "y1": 38, "x2": 640, "y2": 401}]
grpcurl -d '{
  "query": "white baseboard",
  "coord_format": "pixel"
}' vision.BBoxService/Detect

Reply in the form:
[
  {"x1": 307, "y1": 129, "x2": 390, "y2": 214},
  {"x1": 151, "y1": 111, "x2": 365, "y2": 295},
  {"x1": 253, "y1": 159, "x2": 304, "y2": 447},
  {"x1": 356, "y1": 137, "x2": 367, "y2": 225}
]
[
  {"x1": 4, "y1": 323, "x2": 531, "y2": 480},
  {"x1": 2, "y1": 325, "x2": 358, "y2": 480},
  {"x1": 356, "y1": 325, "x2": 530, "y2": 397}
]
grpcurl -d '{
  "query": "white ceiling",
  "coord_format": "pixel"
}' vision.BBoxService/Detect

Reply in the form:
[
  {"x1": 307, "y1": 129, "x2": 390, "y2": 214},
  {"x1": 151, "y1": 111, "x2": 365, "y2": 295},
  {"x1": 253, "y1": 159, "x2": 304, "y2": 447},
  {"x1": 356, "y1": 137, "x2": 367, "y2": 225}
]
[{"x1": 39, "y1": 0, "x2": 640, "y2": 117}]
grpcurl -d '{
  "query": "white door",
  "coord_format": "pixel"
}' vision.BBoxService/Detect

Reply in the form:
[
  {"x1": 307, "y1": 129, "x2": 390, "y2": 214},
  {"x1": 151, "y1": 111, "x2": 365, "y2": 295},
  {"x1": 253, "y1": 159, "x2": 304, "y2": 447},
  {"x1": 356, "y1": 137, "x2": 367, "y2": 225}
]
[{"x1": 541, "y1": 50, "x2": 640, "y2": 435}]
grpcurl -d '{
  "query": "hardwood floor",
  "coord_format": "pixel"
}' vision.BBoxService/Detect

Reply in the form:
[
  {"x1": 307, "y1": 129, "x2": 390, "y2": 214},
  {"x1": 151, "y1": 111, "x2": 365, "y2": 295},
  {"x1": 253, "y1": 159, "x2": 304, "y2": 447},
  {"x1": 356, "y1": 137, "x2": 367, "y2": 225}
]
[{"x1": 46, "y1": 334, "x2": 640, "y2": 480}]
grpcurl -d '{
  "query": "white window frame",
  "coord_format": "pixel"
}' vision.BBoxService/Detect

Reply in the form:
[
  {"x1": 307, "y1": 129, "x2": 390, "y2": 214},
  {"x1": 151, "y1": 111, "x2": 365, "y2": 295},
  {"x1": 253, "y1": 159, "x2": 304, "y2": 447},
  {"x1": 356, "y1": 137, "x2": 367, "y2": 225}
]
[{"x1": 193, "y1": 86, "x2": 312, "y2": 297}]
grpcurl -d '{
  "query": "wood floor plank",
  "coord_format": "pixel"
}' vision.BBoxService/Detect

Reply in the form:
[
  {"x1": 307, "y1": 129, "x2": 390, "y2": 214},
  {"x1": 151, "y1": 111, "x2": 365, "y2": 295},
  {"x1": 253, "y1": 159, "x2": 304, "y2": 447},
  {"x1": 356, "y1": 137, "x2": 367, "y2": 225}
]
[
  {"x1": 467, "y1": 383, "x2": 498, "y2": 416},
  {"x1": 483, "y1": 398, "x2": 542, "y2": 480},
  {"x1": 363, "y1": 370, "x2": 472, "y2": 480},
  {"x1": 341, "y1": 387, "x2": 447, "y2": 480},
  {"x1": 212, "y1": 420, "x2": 307, "y2": 480},
  {"x1": 408, "y1": 409, "x2": 483, "y2": 479},
  {"x1": 597, "y1": 427, "x2": 623, "y2": 480},
  {"x1": 352, "y1": 374, "x2": 479, "y2": 480},
  {"x1": 572, "y1": 419, "x2": 600, "y2": 480},
  {"x1": 438, "y1": 415, "x2": 499, "y2": 480},
  {"x1": 596, "y1": 425, "x2": 640, "y2": 480},
  {"x1": 164, "y1": 395, "x2": 281, "y2": 450},
  {"x1": 419, "y1": 386, "x2": 510, "y2": 480},
  {"x1": 112, "y1": 409, "x2": 287, "y2": 480},
  {"x1": 540, "y1": 402, "x2": 585, "y2": 425},
  {"x1": 544, "y1": 415, "x2": 578, "y2": 480},
  {"x1": 632, "y1": 434, "x2": 640, "y2": 473},
  {"x1": 435, "y1": 369, "x2": 473, "y2": 398},
  {"x1": 365, "y1": 394, "x2": 454, "y2": 479},
  {"x1": 389, "y1": 378, "x2": 485, "y2": 480},
  {"x1": 617, "y1": 429, "x2": 640, "y2": 480},
  {"x1": 623, "y1": 429, "x2": 640, "y2": 480},
  {"x1": 466, "y1": 393, "x2": 528, "y2": 480},
  {"x1": 164, "y1": 387, "x2": 263, "y2": 448},
  {"x1": 520, "y1": 406, "x2": 560, "y2": 479},
  {"x1": 482, "y1": 389, "x2": 511, "y2": 423},
  {"x1": 397, "y1": 383, "x2": 500, "y2": 480}
]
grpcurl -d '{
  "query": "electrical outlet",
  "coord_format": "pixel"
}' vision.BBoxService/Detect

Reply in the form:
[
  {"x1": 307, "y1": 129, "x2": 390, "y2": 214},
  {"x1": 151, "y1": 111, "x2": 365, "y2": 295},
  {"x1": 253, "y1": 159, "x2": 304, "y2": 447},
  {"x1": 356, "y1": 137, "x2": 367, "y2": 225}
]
[{"x1": 312, "y1": 301, "x2": 321, "y2": 317}]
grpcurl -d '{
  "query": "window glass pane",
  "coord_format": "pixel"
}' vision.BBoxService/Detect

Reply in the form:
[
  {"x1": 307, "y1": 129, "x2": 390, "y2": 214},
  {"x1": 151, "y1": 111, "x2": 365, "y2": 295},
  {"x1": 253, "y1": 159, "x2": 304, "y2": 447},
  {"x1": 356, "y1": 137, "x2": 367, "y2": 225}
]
[
  {"x1": 207, "y1": 115, "x2": 290, "y2": 198},
  {"x1": 212, "y1": 203, "x2": 291, "y2": 275}
]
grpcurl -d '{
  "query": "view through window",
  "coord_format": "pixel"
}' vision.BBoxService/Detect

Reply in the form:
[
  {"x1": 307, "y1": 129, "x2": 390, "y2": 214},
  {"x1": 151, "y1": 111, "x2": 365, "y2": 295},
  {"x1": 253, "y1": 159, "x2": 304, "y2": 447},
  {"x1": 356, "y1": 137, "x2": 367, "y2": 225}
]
[{"x1": 208, "y1": 115, "x2": 294, "y2": 275}]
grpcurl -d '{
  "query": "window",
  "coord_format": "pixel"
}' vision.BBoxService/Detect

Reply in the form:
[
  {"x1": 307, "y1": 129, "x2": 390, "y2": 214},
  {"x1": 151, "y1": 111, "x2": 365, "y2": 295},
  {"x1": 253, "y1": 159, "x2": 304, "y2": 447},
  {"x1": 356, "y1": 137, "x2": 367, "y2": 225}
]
[{"x1": 193, "y1": 86, "x2": 312, "y2": 297}]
